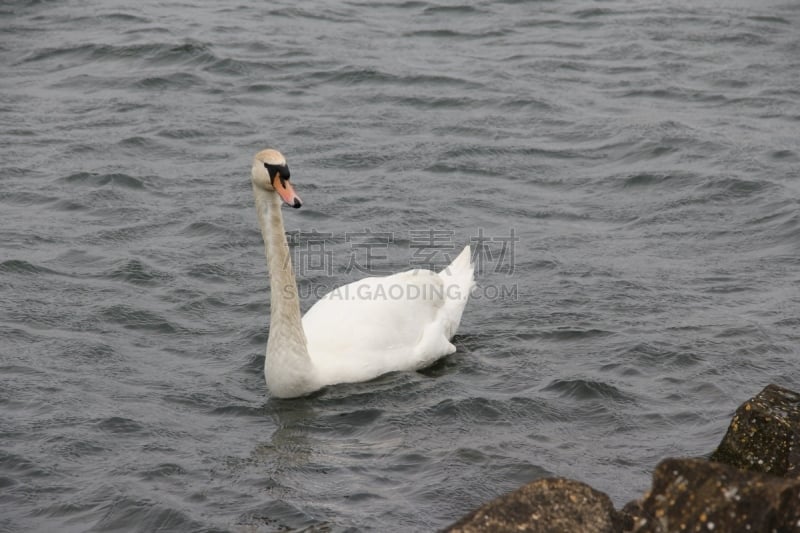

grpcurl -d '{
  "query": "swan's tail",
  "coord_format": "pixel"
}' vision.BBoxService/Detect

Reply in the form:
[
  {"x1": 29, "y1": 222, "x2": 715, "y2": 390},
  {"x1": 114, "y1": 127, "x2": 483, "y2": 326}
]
[{"x1": 438, "y1": 245, "x2": 475, "y2": 339}]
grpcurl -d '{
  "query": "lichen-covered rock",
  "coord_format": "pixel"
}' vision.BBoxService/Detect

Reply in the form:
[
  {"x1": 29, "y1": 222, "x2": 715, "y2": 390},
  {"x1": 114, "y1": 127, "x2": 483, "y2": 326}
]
[
  {"x1": 627, "y1": 458, "x2": 800, "y2": 533},
  {"x1": 443, "y1": 477, "x2": 622, "y2": 533},
  {"x1": 710, "y1": 383, "x2": 800, "y2": 477}
]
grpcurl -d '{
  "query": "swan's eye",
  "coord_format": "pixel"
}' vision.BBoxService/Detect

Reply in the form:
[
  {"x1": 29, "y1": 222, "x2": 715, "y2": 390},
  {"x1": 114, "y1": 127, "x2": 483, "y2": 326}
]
[{"x1": 264, "y1": 162, "x2": 290, "y2": 181}]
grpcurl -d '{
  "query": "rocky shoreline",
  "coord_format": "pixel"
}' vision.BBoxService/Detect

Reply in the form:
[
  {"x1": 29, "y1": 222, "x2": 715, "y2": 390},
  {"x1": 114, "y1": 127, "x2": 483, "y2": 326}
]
[{"x1": 444, "y1": 384, "x2": 800, "y2": 532}]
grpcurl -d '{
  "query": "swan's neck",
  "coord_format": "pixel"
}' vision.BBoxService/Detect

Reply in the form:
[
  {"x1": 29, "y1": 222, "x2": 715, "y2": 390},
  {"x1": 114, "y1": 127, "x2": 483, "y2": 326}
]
[{"x1": 254, "y1": 186, "x2": 315, "y2": 397}]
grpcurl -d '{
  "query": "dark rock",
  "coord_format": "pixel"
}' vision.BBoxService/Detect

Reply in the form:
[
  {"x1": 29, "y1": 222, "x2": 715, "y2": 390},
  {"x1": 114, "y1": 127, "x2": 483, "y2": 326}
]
[
  {"x1": 710, "y1": 383, "x2": 800, "y2": 477},
  {"x1": 443, "y1": 477, "x2": 623, "y2": 533},
  {"x1": 626, "y1": 458, "x2": 800, "y2": 533},
  {"x1": 620, "y1": 499, "x2": 645, "y2": 524},
  {"x1": 447, "y1": 384, "x2": 800, "y2": 533}
]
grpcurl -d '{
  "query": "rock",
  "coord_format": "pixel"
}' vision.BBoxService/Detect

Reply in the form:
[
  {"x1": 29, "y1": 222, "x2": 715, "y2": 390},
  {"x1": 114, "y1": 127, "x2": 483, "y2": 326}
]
[
  {"x1": 443, "y1": 477, "x2": 623, "y2": 533},
  {"x1": 626, "y1": 458, "x2": 800, "y2": 533},
  {"x1": 710, "y1": 383, "x2": 800, "y2": 477},
  {"x1": 447, "y1": 384, "x2": 800, "y2": 533}
]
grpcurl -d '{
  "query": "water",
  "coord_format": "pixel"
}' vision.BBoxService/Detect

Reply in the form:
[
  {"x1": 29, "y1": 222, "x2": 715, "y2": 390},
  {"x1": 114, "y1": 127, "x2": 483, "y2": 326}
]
[{"x1": 2, "y1": 0, "x2": 799, "y2": 530}]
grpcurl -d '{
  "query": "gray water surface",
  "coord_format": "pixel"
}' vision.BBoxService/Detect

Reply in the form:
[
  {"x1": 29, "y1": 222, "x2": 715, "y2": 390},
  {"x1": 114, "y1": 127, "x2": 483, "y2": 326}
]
[{"x1": 2, "y1": 0, "x2": 800, "y2": 531}]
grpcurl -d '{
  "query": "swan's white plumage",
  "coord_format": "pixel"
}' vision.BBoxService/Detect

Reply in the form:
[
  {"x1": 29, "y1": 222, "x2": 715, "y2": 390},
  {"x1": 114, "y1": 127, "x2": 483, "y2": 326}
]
[
  {"x1": 302, "y1": 247, "x2": 475, "y2": 387},
  {"x1": 252, "y1": 149, "x2": 474, "y2": 398}
]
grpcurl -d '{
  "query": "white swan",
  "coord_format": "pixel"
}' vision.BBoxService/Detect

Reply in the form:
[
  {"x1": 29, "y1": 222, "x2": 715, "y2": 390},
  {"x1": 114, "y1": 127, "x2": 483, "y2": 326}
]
[{"x1": 251, "y1": 149, "x2": 475, "y2": 398}]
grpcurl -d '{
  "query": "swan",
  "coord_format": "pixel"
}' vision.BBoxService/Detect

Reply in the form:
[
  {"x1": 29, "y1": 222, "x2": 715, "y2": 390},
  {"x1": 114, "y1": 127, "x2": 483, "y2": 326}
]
[{"x1": 251, "y1": 148, "x2": 475, "y2": 398}]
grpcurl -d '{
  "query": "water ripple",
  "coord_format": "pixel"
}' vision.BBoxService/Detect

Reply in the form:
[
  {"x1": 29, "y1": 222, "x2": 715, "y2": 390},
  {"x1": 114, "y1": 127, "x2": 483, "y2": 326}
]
[
  {"x1": 3, "y1": 0, "x2": 800, "y2": 530},
  {"x1": 543, "y1": 379, "x2": 635, "y2": 403},
  {"x1": 60, "y1": 172, "x2": 147, "y2": 189}
]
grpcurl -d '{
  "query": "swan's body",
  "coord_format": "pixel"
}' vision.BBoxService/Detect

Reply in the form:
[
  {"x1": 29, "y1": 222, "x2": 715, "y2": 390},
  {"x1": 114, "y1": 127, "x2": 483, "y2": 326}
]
[{"x1": 251, "y1": 149, "x2": 474, "y2": 398}]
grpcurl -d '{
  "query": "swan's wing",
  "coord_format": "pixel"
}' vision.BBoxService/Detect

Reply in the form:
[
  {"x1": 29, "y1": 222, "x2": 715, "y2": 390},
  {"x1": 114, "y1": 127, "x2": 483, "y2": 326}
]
[
  {"x1": 436, "y1": 245, "x2": 475, "y2": 339},
  {"x1": 301, "y1": 269, "x2": 450, "y2": 382},
  {"x1": 301, "y1": 246, "x2": 474, "y2": 386}
]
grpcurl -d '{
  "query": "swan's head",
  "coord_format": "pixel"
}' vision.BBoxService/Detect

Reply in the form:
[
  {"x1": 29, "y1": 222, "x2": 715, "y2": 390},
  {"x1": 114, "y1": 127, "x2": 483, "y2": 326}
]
[{"x1": 252, "y1": 149, "x2": 302, "y2": 209}]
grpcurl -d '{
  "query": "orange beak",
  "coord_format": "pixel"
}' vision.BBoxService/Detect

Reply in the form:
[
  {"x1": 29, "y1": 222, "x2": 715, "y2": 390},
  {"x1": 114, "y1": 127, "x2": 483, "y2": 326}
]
[{"x1": 273, "y1": 173, "x2": 302, "y2": 209}]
